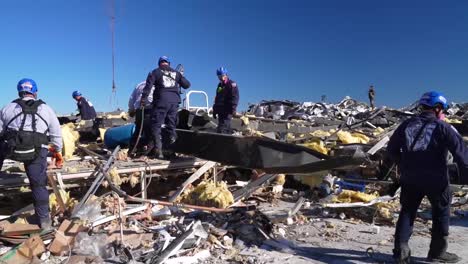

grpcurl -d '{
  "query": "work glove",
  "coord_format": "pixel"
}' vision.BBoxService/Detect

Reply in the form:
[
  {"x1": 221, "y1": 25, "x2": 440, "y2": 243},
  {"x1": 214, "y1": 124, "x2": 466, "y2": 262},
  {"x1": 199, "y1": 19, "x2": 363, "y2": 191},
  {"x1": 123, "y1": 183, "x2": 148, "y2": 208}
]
[
  {"x1": 128, "y1": 109, "x2": 136, "y2": 118},
  {"x1": 49, "y1": 147, "x2": 64, "y2": 168}
]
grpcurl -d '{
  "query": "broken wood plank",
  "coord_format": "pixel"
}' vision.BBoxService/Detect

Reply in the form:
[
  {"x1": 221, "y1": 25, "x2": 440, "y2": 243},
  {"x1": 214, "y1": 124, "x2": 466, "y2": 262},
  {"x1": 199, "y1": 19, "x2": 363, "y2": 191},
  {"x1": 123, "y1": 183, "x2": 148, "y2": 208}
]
[
  {"x1": 1, "y1": 223, "x2": 41, "y2": 236},
  {"x1": 232, "y1": 174, "x2": 278, "y2": 203},
  {"x1": 288, "y1": 197, "x2": 306, "y2": 217},
  {"x1": 91, "y1": 205, "x2": 147, "y2": 227},
  {"x1": 367, "y1": 136, "x2": 390, "y2": 155},
  {"x1": 49, "y1": 220, "x2": 87, "y2": 256},
  {"x1": 168, "y1": 161, "x2": 217, "y2": 202},
  {"x1": 47, "y1": 174, "x2": 66, "y2": 215},
  {"x1": 17, "y1": 235, "x2": 46, "y2": 259}
]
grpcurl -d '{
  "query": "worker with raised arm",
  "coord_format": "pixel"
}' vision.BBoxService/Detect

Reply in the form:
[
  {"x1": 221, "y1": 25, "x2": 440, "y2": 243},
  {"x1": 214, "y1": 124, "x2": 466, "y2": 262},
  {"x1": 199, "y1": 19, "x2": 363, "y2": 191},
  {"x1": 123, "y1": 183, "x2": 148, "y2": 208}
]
[{"x1": 140, "y1": 56, "x2": 191, "y2": 159}]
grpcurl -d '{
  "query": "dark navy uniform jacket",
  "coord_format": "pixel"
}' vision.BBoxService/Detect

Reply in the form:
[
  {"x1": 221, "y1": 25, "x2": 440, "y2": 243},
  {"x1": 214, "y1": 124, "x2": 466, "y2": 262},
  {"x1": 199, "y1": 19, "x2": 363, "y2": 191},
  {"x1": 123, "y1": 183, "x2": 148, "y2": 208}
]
[
  {"x1": 387, "y1": 111, "x2": 468, "y2": 190},
  {"x1": 213, "y1": 79, "x2": 239, "y2": 115},
  {"x1": 77, "y1": 97, "x2": 97, "y2": 120},
  {"x1": 141, "y1": 65, "x2": 191, "y2": 105}
]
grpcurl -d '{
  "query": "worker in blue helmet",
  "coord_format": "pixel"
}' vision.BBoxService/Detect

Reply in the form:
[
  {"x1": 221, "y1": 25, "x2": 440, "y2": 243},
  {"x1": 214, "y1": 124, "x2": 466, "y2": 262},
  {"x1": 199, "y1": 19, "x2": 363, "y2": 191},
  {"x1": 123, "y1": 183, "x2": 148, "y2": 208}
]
[
  {"x1": 140, "y1": 56, "x2": 191, "y2": 159},
  {"x1": 0, "y1": 79, "x2": 63, "y2": 230},
  {"x1": 72, "y1": 90, "x2": 97, "y2": 120},
  {"x1": 387, "y1": 91, "x2": 468, "y2": 263},
  {"x1": 213, "y1": 67, "x2": 240, "y2": 134}
]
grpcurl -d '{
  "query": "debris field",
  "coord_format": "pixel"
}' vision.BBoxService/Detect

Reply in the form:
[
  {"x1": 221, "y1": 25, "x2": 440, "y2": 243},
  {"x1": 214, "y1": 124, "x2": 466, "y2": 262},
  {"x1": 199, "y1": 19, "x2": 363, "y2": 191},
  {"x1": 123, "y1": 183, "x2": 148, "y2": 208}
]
[{"x1": 1, "y1": 96, "x2": 468, "y2": 264}]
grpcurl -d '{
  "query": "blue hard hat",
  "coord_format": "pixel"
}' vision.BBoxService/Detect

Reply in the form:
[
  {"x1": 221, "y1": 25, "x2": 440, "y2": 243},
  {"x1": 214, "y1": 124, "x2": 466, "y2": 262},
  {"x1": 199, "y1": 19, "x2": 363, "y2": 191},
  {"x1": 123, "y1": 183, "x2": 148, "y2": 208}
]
[
  {"x1": 419, "y1": 91, "x2": 448, "y2": 109},
  {"x1": 158, "y1": 56, "x2": 170, "y2": 64},
  {"x1": 216, "y1": 67, "x2": 228, "y2": 76},
  {"x1": 72, "y1": 90, "x2": 82, "y2": 98},
  {"x1": 17, "y1": 78, "x2": 38, "y2": 94}
]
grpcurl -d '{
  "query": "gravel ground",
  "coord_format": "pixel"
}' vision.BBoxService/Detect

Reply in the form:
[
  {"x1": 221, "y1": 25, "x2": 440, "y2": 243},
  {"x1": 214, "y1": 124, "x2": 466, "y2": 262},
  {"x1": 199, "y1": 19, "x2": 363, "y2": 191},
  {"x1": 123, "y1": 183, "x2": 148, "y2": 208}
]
[{"x1": 207, "y1": 200, "x2": 468, "y2": 264}]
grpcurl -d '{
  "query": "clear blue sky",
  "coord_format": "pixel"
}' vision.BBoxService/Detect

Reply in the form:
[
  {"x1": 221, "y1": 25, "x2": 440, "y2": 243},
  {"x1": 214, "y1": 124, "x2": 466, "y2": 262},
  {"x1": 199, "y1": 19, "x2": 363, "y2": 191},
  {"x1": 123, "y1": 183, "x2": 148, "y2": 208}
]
[{"x1": 1, "y1": 0, "x2": 467, "y2": 115}]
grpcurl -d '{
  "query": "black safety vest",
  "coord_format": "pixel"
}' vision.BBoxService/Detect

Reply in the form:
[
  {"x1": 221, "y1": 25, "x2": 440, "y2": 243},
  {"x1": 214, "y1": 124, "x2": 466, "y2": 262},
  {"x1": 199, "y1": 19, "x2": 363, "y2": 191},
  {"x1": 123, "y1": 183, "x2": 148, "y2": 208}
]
[{"x1": 2, "y1": 99, "x2": 50, "y2": 162}]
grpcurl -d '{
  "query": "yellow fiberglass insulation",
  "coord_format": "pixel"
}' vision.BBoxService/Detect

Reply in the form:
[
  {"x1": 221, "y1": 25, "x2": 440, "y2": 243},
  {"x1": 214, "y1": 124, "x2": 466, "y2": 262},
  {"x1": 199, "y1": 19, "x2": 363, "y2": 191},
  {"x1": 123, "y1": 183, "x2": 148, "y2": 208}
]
[
  {"x1": 333, "y1": 190, "x2": 378, "y2": 203},
  {"x1": 373, "y1": 127, "x2": 385, "y2": 136},
  {"x1": 240, "y1": 116, "x2": 250, "y2": 126},
  {"x1": 445, "y1": 118, "x2": 462, "y2": 124},
  {"x1": 61, "y1": 123, "x2": 80, "y2": 160},
  {"x1": 337, "y1": 131, "x2": 370, "y2": 144},
  {"x1": 182, "y1": 181, "x2": 234, "y2": 209},
  {"x1": 273, "y1": 174, "x2": 286, "y2": 186},
  {"x1": 301, "y1": 139, "x2": 329, "y2": 155},
  {"x1": 108, "y1": 167, "x2": 122, "y2": 186},
  {"x1": 294, "y1": 172, "x2": 328, "y2": 189},
  {"x1": 49, "y1": 190, "x2": 77, "y2": 215},
  {"x1": 310, "y1": 130, "x2": 331, "y2": 138},
  {"x1": 99, "y1": 128, "x2": 107, "y2": 141}
]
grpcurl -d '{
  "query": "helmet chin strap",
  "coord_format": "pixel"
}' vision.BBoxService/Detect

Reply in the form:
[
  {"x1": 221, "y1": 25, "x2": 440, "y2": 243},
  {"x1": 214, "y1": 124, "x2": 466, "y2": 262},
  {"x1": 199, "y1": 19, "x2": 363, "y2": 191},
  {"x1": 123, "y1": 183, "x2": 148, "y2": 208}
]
[{"x1": 433, "y1": 107, "x2": 443, "y2": 119}]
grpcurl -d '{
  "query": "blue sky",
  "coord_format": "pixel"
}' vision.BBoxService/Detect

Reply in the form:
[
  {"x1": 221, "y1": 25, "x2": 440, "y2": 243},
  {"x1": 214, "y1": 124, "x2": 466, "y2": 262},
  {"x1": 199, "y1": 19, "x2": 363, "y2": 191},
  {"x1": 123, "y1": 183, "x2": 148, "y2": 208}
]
[{"x1": 0, "y1": 0, "x2": 467, "y2": 115}]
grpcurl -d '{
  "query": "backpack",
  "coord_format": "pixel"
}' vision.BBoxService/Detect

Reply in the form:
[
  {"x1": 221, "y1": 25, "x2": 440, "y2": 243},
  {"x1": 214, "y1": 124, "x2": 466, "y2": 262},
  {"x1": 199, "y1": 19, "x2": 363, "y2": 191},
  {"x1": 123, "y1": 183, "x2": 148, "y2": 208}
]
[{"x1": 2, "y1": 99, "x2": 50, "y2": 162}]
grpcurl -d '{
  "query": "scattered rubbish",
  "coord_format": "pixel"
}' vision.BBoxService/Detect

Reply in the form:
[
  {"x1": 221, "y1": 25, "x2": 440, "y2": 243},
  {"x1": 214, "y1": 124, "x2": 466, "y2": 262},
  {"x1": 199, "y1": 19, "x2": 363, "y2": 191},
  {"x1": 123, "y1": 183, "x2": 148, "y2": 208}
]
[
  {"x1": 73, "y1": 200, "x2": 103, "y2": 223},
  {"x1": 73, "y1": 232, "x2": 114, "y2": 259},
  {"x1": 0, "y1": 95, "x2": 466, "y2": 263}
]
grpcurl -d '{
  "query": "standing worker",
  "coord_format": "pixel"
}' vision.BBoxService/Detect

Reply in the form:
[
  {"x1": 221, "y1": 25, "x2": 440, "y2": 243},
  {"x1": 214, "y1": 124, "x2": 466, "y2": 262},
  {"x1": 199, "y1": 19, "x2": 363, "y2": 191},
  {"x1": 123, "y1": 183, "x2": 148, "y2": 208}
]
[
  {"x1": 368, "y1": 85, "x2": 376, "y2": 109},
  {"x1": 213, "y1": 67, "x2": 239, "y2": 134},
  {"x1": 72, "y1": 90, "x2": 97, "y2": 120},
  {"x1": 0, "y1": 79, "x2": 63, "y2": 230},
  {"x1": 141, "y1": 56, "x2": 191, "y2": 159},
  {"x1": 387, "y1": 91, "x2": 468, "y2": 263},
  {"x1": 128, "y1": 81, "x2": 154, "y2": 155}
]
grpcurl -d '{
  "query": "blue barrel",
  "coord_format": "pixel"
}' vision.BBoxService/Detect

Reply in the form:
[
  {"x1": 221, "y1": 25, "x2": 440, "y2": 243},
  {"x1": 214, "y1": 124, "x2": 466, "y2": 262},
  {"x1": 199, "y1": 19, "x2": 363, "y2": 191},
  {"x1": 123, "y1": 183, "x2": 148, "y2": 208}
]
[{"x1": 104, "y1": 124, "x2": 135, "y2": 148}]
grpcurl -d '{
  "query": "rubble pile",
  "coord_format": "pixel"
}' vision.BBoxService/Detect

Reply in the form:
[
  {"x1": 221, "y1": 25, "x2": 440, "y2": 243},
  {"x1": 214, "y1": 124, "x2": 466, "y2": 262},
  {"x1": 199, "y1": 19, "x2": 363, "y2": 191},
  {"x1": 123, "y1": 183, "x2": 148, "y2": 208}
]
[
  {"x1": 0, "y1": 96, "x2": 467, "y2": 263},
  {"x1": 247, "y1": 97, "x2": 372, "y2": 122}
]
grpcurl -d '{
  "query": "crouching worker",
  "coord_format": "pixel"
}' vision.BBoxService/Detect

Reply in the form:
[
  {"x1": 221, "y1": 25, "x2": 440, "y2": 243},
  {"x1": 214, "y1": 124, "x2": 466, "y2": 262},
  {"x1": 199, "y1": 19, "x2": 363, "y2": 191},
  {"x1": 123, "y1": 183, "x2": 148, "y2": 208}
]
[
  {"x1": 0, "y1": 79, "x2": 63, "y2": 230},
  {"x1": 388, "y1": 91, "x2": 468, "y2": 263}
]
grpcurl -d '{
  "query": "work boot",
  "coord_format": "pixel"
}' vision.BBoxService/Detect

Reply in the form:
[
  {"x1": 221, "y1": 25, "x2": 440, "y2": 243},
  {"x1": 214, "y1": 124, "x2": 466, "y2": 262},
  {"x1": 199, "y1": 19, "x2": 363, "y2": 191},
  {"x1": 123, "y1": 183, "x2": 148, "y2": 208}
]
[
  {"x1": 393, "y1": 243, "x2": 411, "y2": 264},
  {"x1": 149, "y1": 148, "x2": 164, "y2": 160},
  {"x1": 428, "y1": 252, "x2": 461, "y2": 263},
  {"x1": 163, "y1": 149, "x2": 177, "y2": 160},
  {"x1": 39, "y1": 217, "x2": 53, "y2": 232},
  {"x1": 427, "y1": 236, "x2": 460, "y2": 263}
]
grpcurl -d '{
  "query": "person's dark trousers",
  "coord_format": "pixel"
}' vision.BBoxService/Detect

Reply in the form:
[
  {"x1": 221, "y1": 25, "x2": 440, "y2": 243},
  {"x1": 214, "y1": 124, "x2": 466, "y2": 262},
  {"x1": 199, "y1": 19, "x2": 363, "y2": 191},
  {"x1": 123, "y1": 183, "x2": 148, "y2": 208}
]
[
  {"x1": 369, "y1": 97, "x2": 375, "y2": 109},
  {"x1": 25, "y1": 148, "x2": 50, "y2": 223},
  {"x1": 217, "y1": 114, "x2": 232, "y2": 134},
  {"x1": 130, "y1": 108, "x2": 153, "y2": 150},
  {"x1": 151, "y1": 103, "x2": 179, "y2": 153},
  {"x1": 394, "y1": 184, "x2": 451, "y2": 254},
  {"x1": 0, "y1": 147, "x2": 50, "y2": 224}
]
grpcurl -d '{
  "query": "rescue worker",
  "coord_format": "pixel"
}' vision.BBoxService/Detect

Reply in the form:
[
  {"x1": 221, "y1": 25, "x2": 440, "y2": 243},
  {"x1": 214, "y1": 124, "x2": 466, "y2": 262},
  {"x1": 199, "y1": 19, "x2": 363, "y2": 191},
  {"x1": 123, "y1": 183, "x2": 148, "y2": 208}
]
[
  {"x1": 213, "y1": 67, "x2": 239, "y2": 134},
  {"x1": 128, "y1": 81, "x2": 154, "y2": 155},
  {"x1": 72, "y1": 90, "x2": 97, "y2": 120},
  {"x1": 368, "y1": 85, "x2": 375, "y2": 109},
  {"x1": 141, "y1": 56, "x2": 191, "y2": 159},
  {"x1": 387, "y1": 91, "x2": 468, "y2": 263},
  {"x1": 0, "y1": 79, "x2": 63, "y2": 230}
]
